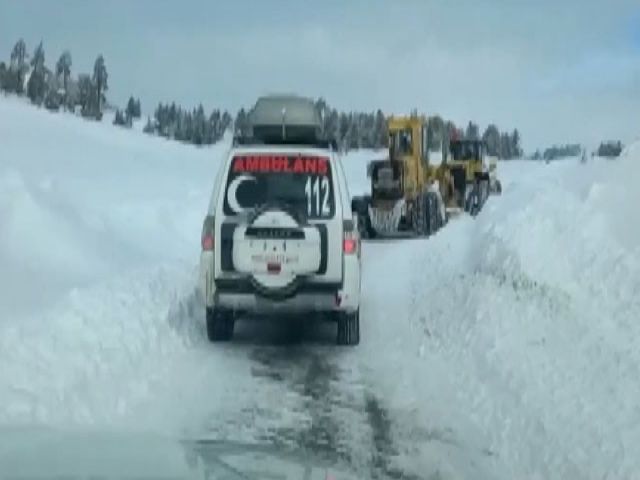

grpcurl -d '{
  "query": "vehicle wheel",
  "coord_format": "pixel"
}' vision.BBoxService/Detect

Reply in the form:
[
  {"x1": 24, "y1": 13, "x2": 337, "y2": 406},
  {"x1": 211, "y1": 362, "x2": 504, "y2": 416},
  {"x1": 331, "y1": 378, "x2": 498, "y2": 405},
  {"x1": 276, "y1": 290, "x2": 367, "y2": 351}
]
[
  {"x1": 468, "y1": 183, "x2": 481, "y2": 216},
  {"x1": 427, "y1": 193, "x2": 438, "y2": 233},
  {"x1": 337, "y1": 310, "x2": 360, "y2": 346},
  {"x1": 206, "y1": 307, "x2": 234, "y2": 342},
  {"x1": 495, "y1": 180, "x2": 502, "y2": 194},
  {"x1": 437, "y1": 196, "x2": 446, "y2": 229},
  {"x1": 412, "y1": 195, "x2": 428, "y2": 236},
  {"x1": 358, "y1": 211, "x2": 375, "y2": 239}
]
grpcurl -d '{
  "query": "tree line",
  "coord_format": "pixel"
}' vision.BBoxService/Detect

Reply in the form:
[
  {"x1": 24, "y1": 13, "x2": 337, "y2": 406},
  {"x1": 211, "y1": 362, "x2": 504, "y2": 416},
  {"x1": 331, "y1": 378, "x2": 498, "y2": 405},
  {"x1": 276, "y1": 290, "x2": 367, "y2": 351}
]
[
  {"x1": 0, "y1": 37, "x2": 523, "y2": 158},
  {"x1": 241, "y1": 98, "x2": 522, "y2": 159},
  {"x1": 527, "y1": 140, "x2": 623, "y2": 161},
  {"x1": 0, "y1": 38, "x2": 112, "y2": 120},
  {"x1": 143, "y1": 103, "x2": 233, "y2": 145}
]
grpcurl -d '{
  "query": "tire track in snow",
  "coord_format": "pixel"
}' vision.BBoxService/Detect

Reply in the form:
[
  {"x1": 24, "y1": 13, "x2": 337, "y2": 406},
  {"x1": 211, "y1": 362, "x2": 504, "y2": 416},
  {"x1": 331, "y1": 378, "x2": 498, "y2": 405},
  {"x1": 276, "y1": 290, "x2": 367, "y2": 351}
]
[{"x1": 240, "y1": 340, "x2": 421, "y2": 479}]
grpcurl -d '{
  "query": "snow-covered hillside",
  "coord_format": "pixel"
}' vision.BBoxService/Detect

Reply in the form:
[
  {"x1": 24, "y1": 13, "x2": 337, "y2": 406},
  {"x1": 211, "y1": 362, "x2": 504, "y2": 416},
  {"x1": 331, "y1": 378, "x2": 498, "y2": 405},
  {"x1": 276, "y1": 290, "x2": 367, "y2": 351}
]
[{"x1": 1, "y1": 96, "x2": 639, "y2": 479}]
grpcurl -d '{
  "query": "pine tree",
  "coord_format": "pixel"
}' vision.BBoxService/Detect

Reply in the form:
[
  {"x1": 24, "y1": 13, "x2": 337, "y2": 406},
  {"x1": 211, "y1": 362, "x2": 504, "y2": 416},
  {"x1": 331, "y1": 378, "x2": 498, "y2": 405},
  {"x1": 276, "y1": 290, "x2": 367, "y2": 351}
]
[
  {"x1": 126, "y1": 96, "x2": 136, "y2": 120},
  {"x1": 374, "y1": 109, "x2": 387, "y2": 148},
  {"x1": 338, "y1": 112, "x2": 350, "y2": 151},
  {"x1": 511, "y1": 129, "x2": 521, "y2": 158},
  {"x1": 55, "y1": 50, "x2": 72, "y2": 107},
  {"x1": 113, "y1": 109, "x2": 127, "y2": 126},
  {"x1": 143, "y1": 116, "x2": 155, "y2": 134},
  {"x1": 78, "y1": 74, "x2": 101, "y2": 119},
  {"x1": 92, "y1": 55, "x2": 108, "y2": 118},
  {"x1": 234, "y1": 108, "x2": 250, "y2": 139},
  {"x1": 221, "y1": 111, "x2": 232, "y2": 138},
  {"x1": 500, "y1": 133, "x2": 512, "y2": 159},
  {"x1": 192, "y1": 104, "x2": 205, "y2": 145},
  {"x1": 482, "y1": 124, "x2": 501, "y2": 156},
  {"x1": 9, "y1": 39, "x2": 27, "y2": 94},
  {"x1": 211, "y1": 109, "x2": 222, "y2": 141},
  {"x1": 0, "y1": 62, "x2": 6, "y2": 91},
  {"x1": 27, "y1": 41, "x2": 47, "y2": 105},
  {"x1": 465, "y1": 121, "x2": 479, "y2": 140}
]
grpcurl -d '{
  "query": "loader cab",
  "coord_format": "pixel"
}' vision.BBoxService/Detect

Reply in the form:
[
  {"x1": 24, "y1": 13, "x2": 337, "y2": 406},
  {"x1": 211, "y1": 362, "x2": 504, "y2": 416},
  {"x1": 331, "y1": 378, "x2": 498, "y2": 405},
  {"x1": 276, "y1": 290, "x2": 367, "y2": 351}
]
[
  {"x1": 372, "y1": 120, "x2": 419, "y2": 202},
  {"x1": 368, "y1": 159, "x2": 404, "y2": 201},
  {"x1": 389, "y1": 128, "x2": 414, "y2": 157},
  {"x1": 450, "y1": 140, "x2": 485, "y2": 162},
  {"x1": 450, "y1": 139, "x2": 489, "y2": 181}
]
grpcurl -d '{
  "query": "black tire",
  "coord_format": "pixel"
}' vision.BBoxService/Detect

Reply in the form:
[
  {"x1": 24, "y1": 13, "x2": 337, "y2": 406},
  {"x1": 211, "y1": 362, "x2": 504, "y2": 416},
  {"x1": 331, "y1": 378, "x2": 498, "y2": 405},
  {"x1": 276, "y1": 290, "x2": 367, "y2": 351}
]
[
  {"x1": 337, "y1": 310, "x2": 360, "y2": 346},
  {"x1": 411, "y1": 195, "x2": 428, "y2": 236},
  {"x1": 206, "y1": 307, "x2": 234, "y2": 342},
  {"x1": 468, "y1": 183, "x2": 481, "y2": 216},
  {"x1": 357, "y1": 211, "x2": 375, "y2": 239},
  {"x1": 353, "y1": 197, "x2": 375, "y2": 239},
  {"x1": 427, "y1": 193, "x2": 438, "y2": 233}
]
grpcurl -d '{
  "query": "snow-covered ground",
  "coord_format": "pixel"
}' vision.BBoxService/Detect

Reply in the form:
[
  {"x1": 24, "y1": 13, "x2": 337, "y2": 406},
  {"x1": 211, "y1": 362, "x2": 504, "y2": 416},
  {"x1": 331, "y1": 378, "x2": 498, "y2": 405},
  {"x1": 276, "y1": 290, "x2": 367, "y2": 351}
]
[{"x1": 1, "y1": 95, "x2": 639, "y2": 479}]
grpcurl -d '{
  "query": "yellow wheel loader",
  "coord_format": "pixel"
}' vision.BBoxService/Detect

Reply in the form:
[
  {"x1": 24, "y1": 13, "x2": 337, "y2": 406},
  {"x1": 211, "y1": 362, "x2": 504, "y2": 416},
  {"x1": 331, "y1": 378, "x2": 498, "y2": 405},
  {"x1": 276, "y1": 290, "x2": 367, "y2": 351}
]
[
  {"x1": 445, "y1": 138, "x2": 502, "y2": 217},
  {"x1": 351, "y1": 114, "x2": 454, "y2": 238}
]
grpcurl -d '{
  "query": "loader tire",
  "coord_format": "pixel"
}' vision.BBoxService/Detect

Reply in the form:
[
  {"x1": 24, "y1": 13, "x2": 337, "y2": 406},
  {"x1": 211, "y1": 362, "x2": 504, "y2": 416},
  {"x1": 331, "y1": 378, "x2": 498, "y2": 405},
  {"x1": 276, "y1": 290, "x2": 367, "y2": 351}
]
[
  {"x1": 427, "y1": 193, "x2": 439, "y2": 233},
  {"x1": 337, "y1": 310, "x2": 360, "y2": 346},
  {"x1": 410, "y1": 197, "x2": 420, "y2": 235},
  {"x1": 358, "y1": 211, "x2": 376, "y2": 239},
  {"x1": 206, "y1": 307, "x2": 234, "y2": 342},
  {"x1": 468, "y1": 183, "x2": 481, "y2": 217},
  {"x1": 353, "y1": 197, "x2": 375, "y2": 239}
]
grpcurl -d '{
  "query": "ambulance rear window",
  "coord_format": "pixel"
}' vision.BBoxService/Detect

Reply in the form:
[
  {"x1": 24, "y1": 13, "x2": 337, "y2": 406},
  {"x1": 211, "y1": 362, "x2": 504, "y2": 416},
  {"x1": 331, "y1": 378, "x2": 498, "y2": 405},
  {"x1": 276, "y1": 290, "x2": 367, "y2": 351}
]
[{"x1": 223, "y1": 154, "x2": 335, "y2": 219}]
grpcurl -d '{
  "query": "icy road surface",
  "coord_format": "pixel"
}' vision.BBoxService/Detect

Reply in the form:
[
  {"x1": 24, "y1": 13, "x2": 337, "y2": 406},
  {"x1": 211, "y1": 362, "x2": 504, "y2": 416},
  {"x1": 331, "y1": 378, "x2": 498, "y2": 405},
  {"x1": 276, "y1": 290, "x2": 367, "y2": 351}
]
[{"x1": 1, "y1": 97, "x2": 639, "y2": 479}]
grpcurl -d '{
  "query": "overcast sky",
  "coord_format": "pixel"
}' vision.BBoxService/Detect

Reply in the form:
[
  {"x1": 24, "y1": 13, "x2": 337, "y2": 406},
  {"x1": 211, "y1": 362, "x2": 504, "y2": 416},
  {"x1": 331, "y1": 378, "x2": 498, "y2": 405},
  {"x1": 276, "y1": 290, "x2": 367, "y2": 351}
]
[{"x1": 1, "y1": 0, "x2": 638, "y2": 151}]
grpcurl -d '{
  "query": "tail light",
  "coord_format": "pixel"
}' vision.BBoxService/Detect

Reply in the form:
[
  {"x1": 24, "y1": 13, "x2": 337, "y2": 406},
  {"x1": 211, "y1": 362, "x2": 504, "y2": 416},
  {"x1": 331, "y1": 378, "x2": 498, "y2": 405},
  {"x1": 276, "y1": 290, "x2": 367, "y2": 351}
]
[
  {"x1": 343, "y1": 237, "x2": 357, "y2": 254},
  {"x1": 343, "y1": 219, "x2": 359, "y2": 255},
  {"x1": 201, "y1": 215, "x2": 215, "y2": 251}
]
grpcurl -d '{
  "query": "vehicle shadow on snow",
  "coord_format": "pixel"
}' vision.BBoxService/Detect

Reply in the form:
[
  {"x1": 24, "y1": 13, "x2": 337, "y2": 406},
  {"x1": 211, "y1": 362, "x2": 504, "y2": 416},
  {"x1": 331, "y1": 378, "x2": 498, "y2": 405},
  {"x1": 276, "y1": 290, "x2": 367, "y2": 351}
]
[
  {"x1": 166, "y1": 287, "x2": 341, "y2": 347},
  {"x1": 231, "y1": 314, "x2": 339, "y2": 347}
]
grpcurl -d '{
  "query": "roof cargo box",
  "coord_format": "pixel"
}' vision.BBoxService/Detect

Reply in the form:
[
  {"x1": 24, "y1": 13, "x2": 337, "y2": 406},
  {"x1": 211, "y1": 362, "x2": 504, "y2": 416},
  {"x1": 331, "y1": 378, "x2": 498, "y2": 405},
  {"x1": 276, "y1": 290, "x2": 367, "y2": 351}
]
[{"x1": 246, "y1": 95, "x2": 323, "y2": 145}]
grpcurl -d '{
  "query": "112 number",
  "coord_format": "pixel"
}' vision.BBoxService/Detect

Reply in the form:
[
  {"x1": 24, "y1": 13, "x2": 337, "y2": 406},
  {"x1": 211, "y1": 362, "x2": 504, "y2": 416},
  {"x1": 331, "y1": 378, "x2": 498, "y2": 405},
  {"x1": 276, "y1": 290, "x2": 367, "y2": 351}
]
[{"x1": 305, "y1": 176, "x2": 330, "y2": 216}]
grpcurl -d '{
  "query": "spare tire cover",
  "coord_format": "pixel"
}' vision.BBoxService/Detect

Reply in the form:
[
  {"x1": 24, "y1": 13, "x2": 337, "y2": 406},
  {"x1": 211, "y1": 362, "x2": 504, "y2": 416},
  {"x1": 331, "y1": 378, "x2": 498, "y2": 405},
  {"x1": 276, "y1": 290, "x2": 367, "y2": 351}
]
[{"x1": 231, "y1": 204, "x2": 322, "y2": 298}]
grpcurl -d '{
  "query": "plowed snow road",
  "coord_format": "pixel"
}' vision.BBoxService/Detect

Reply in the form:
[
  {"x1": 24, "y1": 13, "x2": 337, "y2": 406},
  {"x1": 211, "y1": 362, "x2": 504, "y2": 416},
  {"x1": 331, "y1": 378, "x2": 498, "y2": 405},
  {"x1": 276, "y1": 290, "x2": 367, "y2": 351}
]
[{"x1": 2, "y1": 98, "x2": 640, "y2": 479}]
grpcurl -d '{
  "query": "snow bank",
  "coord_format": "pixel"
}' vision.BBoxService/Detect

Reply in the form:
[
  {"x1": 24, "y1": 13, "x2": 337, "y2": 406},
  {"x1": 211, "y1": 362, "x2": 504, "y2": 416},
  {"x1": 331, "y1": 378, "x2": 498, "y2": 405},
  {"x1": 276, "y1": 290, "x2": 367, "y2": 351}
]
[
  {"x1": 0, "y1": 96, "x2": 227, "y2": 317},
  {"x1": 0, "y1": 97, "x2": 228, "y2": 428},
  {"x1": 398, "y1": 153, "x2": 640, "y2": 479},
  {"x1": 355, "y1": 151, "x2": 640, "y2": 479}
]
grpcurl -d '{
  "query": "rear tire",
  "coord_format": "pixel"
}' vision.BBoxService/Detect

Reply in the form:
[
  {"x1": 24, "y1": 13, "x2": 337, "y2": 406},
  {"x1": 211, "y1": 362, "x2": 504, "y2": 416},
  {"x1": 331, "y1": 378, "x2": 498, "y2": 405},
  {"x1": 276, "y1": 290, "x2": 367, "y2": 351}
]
[
  {"x1": 337, "y1": 310, "x2": 360, "y2": 346},
  {"x1": 353, "y1": 197, "x2": 375, "y2": 239},
  {"x1": 412, "y1": 194, "x2": 429, "y2": 237},
  {"x1": 357, "y1": 211, "x2": 375, "y2": 239},
  {"x1": 427, "y1": 193, "x2": 438, "y2": 233},
  {"x1": 206, "y1": 307, "x2": 235, "y2": 342},
  {"x1": 468, "y1": 182, "x2": 481, "y2": 216}
]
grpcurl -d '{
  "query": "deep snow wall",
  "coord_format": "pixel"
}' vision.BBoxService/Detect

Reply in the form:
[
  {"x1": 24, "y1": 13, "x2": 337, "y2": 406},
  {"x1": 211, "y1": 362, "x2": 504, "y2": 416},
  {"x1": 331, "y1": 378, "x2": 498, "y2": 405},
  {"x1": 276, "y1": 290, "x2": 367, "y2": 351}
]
[
  {"x1": 410, "y1": 151, "x2": 640, "y2": 479},
  {"x1": 0, "y1": 96, "x2": 225, "y2": 318}
]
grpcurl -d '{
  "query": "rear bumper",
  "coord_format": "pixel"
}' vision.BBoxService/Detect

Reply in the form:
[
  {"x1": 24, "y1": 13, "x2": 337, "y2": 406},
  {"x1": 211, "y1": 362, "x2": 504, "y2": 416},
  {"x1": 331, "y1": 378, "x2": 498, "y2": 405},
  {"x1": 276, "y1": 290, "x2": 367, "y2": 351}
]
[
  {"x1": 213, "y1": 278, "x2": 357, "y2": 314},
  {"x1": 216, "y1": 291, "x2": 340, "y2": 314},
  {"x1": 199, "y1": 251, "x2": 360, "y2": 315}
]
